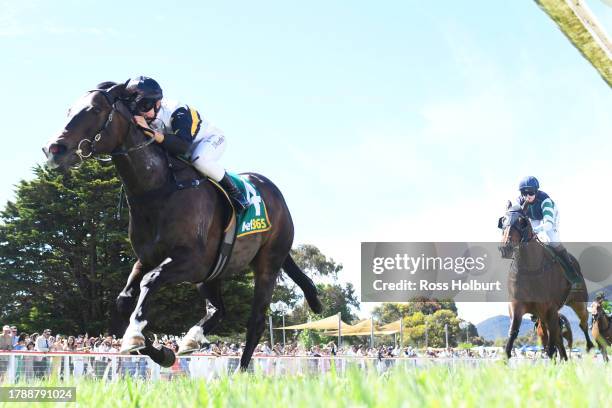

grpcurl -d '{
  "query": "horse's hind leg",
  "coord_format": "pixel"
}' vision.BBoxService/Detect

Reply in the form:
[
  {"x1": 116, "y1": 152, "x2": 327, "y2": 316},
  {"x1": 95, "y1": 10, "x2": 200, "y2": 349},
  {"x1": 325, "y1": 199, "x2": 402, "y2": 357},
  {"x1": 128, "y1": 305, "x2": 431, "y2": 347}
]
[
  {"x1": 568, "y1": 300, "x2": 594, "y2": 352},
  {"x1": 600, "y1": 339, "x2": 609, "y2": 362},
  {"x1": 240, "y1": 254, "x2": 283, "y2": 371},
  {"x1": 546, "y1": 313, "x2": 567, "y2": 361},
  {"x1": 178, "y1": 280, "x2": 226, "y2": 355}
]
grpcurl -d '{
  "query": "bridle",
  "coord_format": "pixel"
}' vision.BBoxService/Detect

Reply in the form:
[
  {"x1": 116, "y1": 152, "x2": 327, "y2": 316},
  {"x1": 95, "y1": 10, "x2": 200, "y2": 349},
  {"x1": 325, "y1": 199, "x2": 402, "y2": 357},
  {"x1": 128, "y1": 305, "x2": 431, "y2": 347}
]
[
  {"x1": 503, "y1": 211, "x2": 534, "y2": 244},
  {"x1": 499, "y1": 210, "x2": 537, "y2": 259},
  {"x1": 74, "y1": 89, "x2": 156, "y2": 166}
]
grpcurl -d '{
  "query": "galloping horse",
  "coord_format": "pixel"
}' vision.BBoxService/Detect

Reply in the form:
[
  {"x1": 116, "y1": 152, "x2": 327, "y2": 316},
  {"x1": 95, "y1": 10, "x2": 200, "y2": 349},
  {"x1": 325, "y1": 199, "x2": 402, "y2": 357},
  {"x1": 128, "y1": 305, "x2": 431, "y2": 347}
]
[
  {"x1": 43, "y1": 82, "x2": 322, "y2": 369},
  {"x1": 535, "y1": 313, "x2": 573, "y2": 358},
  {"x1": 588, "y1": 301, "x2": 611, "y2": 362},
  {"x1": 498, "y1": 202, "x2": 593, "y2": 360}
]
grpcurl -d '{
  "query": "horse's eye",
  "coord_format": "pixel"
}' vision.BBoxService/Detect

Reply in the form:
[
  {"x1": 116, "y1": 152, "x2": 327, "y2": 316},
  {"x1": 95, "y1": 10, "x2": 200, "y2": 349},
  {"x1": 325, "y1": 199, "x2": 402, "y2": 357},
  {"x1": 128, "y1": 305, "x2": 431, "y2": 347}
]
[{"x1": 92, "y1": 107, "x2": 102, "y2": 114}]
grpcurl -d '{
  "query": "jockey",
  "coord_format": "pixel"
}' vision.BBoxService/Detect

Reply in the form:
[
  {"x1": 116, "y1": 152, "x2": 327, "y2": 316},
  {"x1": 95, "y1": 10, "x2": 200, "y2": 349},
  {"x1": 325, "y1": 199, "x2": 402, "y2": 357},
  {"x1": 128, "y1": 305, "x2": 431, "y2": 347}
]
[
  {"x1": 595, "y1": 292, "x2": 612, "y2": 317},
  {"x1": 124, "y1": 76, "x2": 249, "y2": 213},
  {"x1": 516, "y1": 176, "x2": 585, "y2": 293}
]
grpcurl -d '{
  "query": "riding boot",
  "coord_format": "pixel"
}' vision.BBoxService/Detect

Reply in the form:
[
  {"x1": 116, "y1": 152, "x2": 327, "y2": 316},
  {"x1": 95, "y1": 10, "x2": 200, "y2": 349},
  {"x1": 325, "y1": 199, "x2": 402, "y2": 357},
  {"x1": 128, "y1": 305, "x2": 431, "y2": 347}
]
[
  {"x1": 219, "y1": 173, "x2": 249, "y2": 215},
  {"x1": 553, "y1": 246, "x2": 585, "y2": 294}
]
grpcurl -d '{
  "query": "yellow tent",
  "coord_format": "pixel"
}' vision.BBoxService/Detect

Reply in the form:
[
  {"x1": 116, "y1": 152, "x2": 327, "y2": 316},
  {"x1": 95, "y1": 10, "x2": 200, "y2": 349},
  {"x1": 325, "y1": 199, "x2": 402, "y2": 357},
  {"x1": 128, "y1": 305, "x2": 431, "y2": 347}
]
[
  {"x1": 274, "y1": 314, "x2": 351, "y2": 331},
  {"x1": 379, "y1": 319, "x2": 403, "y2": 333},
  {"x1": 322, "y1": 318, "x2": 405, "y2": 337}
]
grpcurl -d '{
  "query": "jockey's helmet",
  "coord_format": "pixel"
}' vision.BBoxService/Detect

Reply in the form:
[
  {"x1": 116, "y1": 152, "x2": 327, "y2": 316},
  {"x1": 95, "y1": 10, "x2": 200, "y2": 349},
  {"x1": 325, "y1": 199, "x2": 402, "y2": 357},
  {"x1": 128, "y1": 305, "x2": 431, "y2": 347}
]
[
  {"x1": 125, "y1": 76, "x2": 163, "y2": 113},
  {"x1": 518, "y1": 176, "x2": 539, "y2": 193}
]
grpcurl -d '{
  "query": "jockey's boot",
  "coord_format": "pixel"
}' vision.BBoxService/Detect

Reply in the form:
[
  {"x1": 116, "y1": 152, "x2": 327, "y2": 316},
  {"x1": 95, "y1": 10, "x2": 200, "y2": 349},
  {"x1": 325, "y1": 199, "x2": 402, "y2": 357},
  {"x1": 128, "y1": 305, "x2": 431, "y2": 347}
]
[
  {"x1": 554, "y1": 246, "x2": 586, "y2": 295},
  {"x1": 219, "y1": 173, "x2": 249, "y2": 215}
]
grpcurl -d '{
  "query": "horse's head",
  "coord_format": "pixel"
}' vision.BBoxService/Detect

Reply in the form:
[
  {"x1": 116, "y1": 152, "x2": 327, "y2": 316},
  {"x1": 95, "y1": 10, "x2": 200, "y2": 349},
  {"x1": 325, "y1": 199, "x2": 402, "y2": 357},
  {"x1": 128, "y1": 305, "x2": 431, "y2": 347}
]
[
  {"x1": 588, "y1": 300, "x2": 602, "y2": 317},
  {"x1": 498, "y1": 200, "x2": 534, "y2": 258},
  {"x1": 43, "y1": 83, "x2": 133, "y2": 171}
]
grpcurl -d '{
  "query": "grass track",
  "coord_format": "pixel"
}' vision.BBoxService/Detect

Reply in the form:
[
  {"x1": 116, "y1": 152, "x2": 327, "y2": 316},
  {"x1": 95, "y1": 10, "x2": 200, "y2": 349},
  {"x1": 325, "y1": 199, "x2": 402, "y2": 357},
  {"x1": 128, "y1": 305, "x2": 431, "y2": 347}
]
[{"x1": 2, "y1": 360, "x2": 610, "y2": 407}]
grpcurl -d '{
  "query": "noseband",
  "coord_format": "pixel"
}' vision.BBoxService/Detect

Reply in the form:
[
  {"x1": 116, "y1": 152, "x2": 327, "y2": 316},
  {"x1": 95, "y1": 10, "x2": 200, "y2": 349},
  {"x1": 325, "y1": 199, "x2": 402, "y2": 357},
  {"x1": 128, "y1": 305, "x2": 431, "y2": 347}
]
[{"x1": 74, "y1": 89, "x2": 155, "y2": 165}]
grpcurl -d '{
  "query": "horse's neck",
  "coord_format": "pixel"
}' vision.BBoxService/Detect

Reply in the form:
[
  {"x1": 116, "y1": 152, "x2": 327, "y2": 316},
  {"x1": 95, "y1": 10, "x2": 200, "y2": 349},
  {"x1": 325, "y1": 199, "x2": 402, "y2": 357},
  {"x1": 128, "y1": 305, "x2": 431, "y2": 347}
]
[
  {"x1": 111, "y1": 131, "x2": 170, "y2": 198},
  {"x1": 516, "y1": 241, "x2": 545, "y2": 269}
]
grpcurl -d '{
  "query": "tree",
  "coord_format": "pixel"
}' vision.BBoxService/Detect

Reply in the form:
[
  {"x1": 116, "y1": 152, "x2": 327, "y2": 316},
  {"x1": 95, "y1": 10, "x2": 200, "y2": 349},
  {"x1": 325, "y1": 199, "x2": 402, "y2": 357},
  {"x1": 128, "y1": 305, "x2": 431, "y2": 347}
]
[
  {"x1": 290, "y1": 244, "x2": 343, "y2": 278},
  {"x1": 0, "y1": 163, "x2": 253, "y2": 336},
  {"x1": 0, "y1": 162, "x2": 133, "y2": 334},
  {"x1": 277, "y1": 244, "x2": 358, "y2": 325},
  {"x1": 424, "y1": 309, "x2": 462, "y2": 348},
  {"x1": 0, "y1": 162, "x2": 349, "y2": 339},
  {"x1": 372, "y1": 298, "x2": 458, "y2": 324}
]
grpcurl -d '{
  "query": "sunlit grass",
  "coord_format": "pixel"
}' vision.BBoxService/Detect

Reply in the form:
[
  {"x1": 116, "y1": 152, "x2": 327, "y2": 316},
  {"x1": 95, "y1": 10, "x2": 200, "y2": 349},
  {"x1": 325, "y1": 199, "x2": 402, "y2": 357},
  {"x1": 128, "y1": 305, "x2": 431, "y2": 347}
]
[{"x1": 2, "y1": 359, "x2": 610, "y2": 407}]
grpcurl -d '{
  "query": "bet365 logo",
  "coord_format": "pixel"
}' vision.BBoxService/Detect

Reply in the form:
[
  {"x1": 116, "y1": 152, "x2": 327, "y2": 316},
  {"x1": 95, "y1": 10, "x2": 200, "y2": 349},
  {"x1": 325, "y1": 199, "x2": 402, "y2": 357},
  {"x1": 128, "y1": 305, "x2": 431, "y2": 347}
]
[{"x1": 242, "y1": 218, "x2": 268, "y2": 231}]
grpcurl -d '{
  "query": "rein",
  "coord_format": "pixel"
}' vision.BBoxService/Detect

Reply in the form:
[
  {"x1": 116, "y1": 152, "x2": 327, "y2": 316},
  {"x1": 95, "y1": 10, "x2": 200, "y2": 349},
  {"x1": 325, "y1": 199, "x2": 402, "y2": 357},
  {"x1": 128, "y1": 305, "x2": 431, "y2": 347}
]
[{"x1": 73, "y1": 89, "x2": 156, "y2": 166}]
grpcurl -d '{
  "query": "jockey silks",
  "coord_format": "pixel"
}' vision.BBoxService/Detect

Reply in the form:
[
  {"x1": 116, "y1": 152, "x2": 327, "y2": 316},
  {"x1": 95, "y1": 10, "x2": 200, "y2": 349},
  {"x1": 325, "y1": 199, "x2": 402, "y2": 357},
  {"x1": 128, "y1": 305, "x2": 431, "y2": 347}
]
[{"x1": 517, "y1": 191, "x2": 553, "y2": 221}]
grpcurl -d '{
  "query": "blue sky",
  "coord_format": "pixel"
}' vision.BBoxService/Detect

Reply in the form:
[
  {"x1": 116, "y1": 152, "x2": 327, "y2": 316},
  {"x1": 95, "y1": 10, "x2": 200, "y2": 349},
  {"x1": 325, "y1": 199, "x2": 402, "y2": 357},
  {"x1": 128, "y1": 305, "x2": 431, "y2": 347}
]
[{"x1": 1, "y1": 0, "x2": 611, "y2": 324}]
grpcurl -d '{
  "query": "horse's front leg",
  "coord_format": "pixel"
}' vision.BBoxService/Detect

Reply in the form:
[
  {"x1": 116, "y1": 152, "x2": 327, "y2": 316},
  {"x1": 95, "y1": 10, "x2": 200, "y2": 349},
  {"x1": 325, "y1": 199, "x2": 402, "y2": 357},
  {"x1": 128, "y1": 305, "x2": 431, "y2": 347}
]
[
  {"x1": 110, "y1": 261, "x2": 143, "y2": 336},
  {"x1": 120, "y1": 257, "x2": 185, "y2": 355},
  {"x1": 505, "y1": 303, "x2": 523, "y2": 359}
]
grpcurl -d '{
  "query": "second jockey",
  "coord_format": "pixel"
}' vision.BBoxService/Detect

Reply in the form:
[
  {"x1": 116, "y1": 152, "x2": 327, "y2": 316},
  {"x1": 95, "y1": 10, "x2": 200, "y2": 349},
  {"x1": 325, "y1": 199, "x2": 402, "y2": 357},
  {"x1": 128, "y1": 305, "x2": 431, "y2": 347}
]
[
  {"x1": 516, "y1": 176, "x2": 585, "y2": 294},
  {"x1": 125, "y1": 76, "x2": 249, "y2": 214}
]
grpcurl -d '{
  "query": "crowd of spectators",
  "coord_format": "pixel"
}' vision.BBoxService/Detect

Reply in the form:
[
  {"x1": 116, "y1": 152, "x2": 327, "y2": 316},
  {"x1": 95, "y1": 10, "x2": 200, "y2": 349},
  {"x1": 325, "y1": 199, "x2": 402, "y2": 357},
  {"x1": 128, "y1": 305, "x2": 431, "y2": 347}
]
[{"x1": 0, "y1": 324, "x2": 502, "y2": 361}]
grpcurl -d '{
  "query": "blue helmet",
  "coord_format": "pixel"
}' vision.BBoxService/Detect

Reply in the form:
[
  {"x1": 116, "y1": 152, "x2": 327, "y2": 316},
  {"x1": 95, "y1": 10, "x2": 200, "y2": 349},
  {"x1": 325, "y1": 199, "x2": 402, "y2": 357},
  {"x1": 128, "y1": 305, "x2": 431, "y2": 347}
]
[{"x1": 518, "y1": 176, "x2": 539, "y2": 192}]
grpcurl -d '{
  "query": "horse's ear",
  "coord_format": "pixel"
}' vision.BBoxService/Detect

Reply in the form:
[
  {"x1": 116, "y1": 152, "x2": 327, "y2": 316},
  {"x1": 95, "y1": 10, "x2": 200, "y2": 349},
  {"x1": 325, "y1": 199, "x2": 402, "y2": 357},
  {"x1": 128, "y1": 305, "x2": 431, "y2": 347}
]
[
  {"x1": 506, "y1": 200, "x2": 512, "y2": 210},
  {"x1": 107, "y1": 83, "x2": 127, "y2": 99},
  {"x1": 521, "y1": 200, "x2": 529, "y2": 213}
]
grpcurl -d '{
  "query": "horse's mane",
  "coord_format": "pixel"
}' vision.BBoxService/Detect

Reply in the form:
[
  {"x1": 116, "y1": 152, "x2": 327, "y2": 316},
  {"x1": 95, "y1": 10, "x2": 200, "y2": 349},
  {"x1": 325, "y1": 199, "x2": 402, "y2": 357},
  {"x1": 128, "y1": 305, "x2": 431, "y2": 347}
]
[
  {"x1": 96, "y1": 81, "x2": 118, "y2": 90},
  {"x1": 96, "y1": 81, "x2": 131, "y2": 102}
]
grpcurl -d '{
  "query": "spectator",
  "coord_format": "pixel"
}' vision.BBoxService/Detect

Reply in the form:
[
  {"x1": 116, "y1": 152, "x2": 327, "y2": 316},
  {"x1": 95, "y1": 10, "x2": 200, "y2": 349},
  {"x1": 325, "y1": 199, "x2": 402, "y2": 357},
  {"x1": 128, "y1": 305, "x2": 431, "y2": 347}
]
[
  {"x1": 93, "y1": 336, "x2": 113, "y2": 379},
  {"x1": 64, "y1": 336, "x2": 77, "y2": 351},
  {"x1": 0, "y1": 325, "x2": 14, "y2": 351},
  {"x1": 14, "y1": 334, "x2": 27, "y2": 351},
  {"x1": 33, "y1": 329, "x2": 52, "y2": 379},
  {"x1": 35, "y1": 329, "x2": 51, "y2": 352},
  {"x1": 11, "y1": 326, "x2": 18, "y2": 347}
]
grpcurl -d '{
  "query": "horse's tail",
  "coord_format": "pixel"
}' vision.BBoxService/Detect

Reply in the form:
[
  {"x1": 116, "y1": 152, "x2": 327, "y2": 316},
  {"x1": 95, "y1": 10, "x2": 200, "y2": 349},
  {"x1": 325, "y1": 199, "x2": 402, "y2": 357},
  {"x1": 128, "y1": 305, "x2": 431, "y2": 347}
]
[{"x1": 283, "y1": 254, "x2": 323, "y2": 314}]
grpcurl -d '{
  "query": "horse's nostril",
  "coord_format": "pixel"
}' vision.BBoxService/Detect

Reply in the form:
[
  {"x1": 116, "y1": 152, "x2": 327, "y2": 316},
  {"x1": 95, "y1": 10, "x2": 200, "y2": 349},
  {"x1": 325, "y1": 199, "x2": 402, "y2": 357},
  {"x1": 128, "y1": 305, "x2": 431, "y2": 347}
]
[{"x1": 49, "y1": 144, "x2": 66, "y2": 155}]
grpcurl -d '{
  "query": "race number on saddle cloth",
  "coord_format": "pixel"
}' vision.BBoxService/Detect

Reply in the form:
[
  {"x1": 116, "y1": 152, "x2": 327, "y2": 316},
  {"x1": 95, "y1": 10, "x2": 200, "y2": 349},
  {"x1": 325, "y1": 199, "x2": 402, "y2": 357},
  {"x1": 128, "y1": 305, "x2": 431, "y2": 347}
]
[
  {"x1": 205, "y1": 173, "x2": 271, "y2": 281},
  {"x1": 220, "y1": 173, "x2": 271, "y2": 238}
]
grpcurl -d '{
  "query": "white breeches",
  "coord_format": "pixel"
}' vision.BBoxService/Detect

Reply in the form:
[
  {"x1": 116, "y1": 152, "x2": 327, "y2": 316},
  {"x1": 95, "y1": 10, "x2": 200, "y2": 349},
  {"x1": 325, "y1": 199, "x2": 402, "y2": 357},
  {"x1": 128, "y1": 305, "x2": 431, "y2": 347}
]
[
  {"x1": 530, "y1": 219, "x2": 561, "y2": 248},
  {"x1": 191, "y1": 133, "x2": 227, "y2": 182}
]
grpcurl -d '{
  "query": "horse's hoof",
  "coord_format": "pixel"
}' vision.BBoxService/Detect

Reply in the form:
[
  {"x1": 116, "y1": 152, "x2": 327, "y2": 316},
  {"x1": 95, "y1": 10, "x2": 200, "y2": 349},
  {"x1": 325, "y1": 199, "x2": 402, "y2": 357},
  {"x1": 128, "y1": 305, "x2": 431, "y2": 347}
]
[
  {"x1": 120, "y1": 336, "x2": 146, "y2": 354},
  {"x1": 177, "y1": 347, "x2": 199, "y2": 356},
  {"x1": 177, "y1": 339, "x2": 200, "y2": 355},
  {"x1": 156, "y1": 346, "x2": 177, "y2": 368}
]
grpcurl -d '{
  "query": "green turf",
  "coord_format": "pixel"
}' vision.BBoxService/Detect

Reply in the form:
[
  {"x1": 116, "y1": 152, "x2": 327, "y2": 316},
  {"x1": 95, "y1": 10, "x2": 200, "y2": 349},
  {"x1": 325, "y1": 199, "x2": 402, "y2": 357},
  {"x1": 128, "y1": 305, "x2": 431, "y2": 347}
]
[{"x1": 1, "y1": 359, "x2": 610, "y2": 407}]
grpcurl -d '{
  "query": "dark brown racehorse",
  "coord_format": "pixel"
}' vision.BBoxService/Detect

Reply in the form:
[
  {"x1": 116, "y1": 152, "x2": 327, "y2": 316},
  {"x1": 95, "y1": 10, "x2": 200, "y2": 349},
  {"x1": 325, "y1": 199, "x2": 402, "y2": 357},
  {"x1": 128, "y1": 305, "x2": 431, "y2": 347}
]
[
  {"x1": 588, "y1": 301, "x2": 611, "y2": 362},
  {"x1": 498, "y1": 203, "x2": 593, "y2": 360},
  {"x1": 535, "y1": 313, "x2": 573, "y2": 358},
  {"x1": 42, "y1": 82, "x2": 322, "y2": 369}
]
